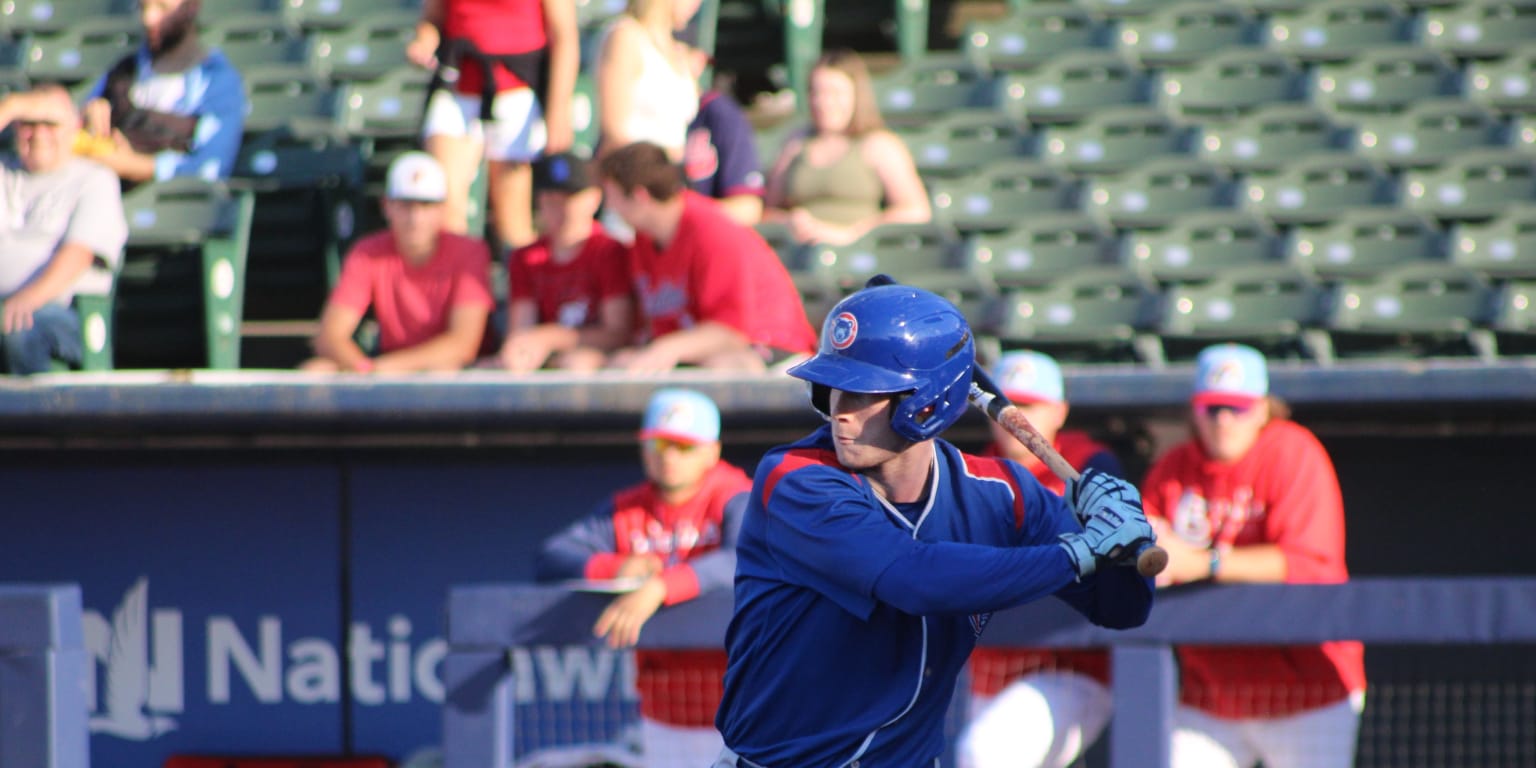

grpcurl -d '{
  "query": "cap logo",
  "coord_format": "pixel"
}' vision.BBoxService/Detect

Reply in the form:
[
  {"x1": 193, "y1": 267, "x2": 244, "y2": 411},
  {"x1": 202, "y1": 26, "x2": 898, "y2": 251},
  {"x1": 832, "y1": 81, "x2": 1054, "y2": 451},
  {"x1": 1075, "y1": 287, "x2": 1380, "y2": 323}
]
[
  {"x1": 830, "y1": 312, "x2": 858, "y2": 350},
  {"x1": 551, "y1": 158, "x2": 569, "y2": 183},
  {"x1": 1002, "y1": 359, "x2": 1035, "y2": 389},
  {"x1": 1204, "y1": 360, "x2": 1246, "y2": 391},
  {"x1": 660, "y1": 402, "x2": 691, "y2": 430}
]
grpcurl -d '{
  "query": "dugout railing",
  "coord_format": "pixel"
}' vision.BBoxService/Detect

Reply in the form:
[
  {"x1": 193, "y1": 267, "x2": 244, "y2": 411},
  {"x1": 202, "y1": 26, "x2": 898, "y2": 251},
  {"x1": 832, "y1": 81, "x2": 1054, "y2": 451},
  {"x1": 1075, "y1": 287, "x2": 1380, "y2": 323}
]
[{"x1": 443, "y1": 578, "x2": 1536, "y2": 768}]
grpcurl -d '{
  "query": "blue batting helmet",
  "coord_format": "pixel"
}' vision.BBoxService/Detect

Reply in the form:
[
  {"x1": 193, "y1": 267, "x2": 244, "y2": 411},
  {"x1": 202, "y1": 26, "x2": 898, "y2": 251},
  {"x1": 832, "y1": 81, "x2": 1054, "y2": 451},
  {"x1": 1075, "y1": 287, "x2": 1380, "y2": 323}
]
[{"x1": 787, "y1": 284, "x2": 975, "y2": 442}]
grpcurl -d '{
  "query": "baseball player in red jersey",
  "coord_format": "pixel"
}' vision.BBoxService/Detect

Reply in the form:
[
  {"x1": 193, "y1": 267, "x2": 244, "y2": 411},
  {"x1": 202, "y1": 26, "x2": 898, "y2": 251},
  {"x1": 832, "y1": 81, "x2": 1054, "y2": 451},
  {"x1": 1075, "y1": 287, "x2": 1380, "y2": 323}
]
[
  {"x1": 537, "y1": 388, "x2": 752, "y2": 768},
  {"x1": 961, "y1": 351, "x2": 1126, "y2": 768},
  {"x1": 595, "y1": 141, "x2": 817, "y2": 374},
  {"x1": 1141, "y1": 344, "x2": 1366, "y2": 768},
  {"x1": 498, "y1": 151, "x2": 634, "y2": 372}
]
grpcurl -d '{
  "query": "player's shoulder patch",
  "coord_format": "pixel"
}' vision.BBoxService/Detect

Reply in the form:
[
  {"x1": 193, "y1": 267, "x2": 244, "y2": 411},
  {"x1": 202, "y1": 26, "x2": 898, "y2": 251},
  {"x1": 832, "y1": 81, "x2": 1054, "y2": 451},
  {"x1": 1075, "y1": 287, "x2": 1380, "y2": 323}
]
[
  {"x1": 960, "y1": 453, "x2": 1027, "y2": 529},
  {"x1": 760, "y1": 447, "x2": 847, "y2": 508}
]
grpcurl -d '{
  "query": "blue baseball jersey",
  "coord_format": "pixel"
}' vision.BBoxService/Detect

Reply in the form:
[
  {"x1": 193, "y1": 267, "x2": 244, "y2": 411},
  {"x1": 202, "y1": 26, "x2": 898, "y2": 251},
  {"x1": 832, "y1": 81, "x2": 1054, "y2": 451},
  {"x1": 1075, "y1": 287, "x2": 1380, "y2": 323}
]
[{"x1": 716, "y1": 425, "x2": 1154, "y2": 766}]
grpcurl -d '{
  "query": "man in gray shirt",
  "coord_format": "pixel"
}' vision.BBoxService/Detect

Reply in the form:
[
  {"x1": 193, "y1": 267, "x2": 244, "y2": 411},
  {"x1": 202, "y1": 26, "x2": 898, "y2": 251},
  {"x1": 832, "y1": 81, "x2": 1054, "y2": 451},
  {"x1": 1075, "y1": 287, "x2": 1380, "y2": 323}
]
[{"x1": 0, "y1": 84, "x2": 128, "y2": 374}]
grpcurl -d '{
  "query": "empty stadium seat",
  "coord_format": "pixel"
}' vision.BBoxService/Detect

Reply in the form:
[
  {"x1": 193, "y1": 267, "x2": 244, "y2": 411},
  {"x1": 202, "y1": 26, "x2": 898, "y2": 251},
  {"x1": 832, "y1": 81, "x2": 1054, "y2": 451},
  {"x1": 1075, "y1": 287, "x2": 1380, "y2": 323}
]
[
  {"x1": 1401, "y1": 148, "x2": 1536, "y2": 220},
  {"x1": 980, "y1": 267, "x2": 1162, "y2": 364},
  {"x1": 1351, "y1": 99, "x2": 1504, "y2": 170},
  {"x1": 930, "y1": 159, "x2": 1080, "y2": 236},
  {"x1": 1123, "y1": 209, "x2": 1281, "y2": 282},
  {"x1": 960, "y1": 212, "x2": 1116, "y2": 290},
  {"x1": 1420, "y1": 0, "x2": 1536, "y2": 60},
  {"x1": 1265, "y1": 0, "x2": 1412, "y2": 62},
  {"x1": 1285, "y1": 208, "x2": 1445, "y2": 279},
  {"x1": 995, "y1": 50, "x2": 1151, "y2": 125},
  {"x1": 1157, "y1": 48, "x2": 1305, "y2": 118},
  {"x1": 242, "y1": 66, "x2": 342, "y2": 138},
  {"x1": 1, "y1": 0, "x2": 125, "y2": 37},
  {"x1": 1116, "y1": 1, "x2": 1259, "y2": 68},
  {"x1": 1321, "y1": 263, "x2": 1492, "y2": 360},
  {"x1": 306, "y1": 10, "x2": 416, "y2": 81},
  {"x1": 873, "y1": 54, "x2": 996, "y2": 128},
  {"x1": 203, "y1": 13, "x2": 308, "y2": 73},
  {"x1": 1487, "y1": 278, "x2": 1536, "y2": 355},
  {"x1": 1197, "y1": 103, "x2": 1351, "y2": 172},
  {"x1": 22, "y1": 16, "x2": 140, "y2": 85},
  {"x1": 1240, "y1": 154, "x2": 1396, "y2": 224},
  {"x1": 962, "y1": 4, "x2": 1109, "y2": 73},
  {"x1": 337, "y1": 65, "x2": 431, "y2": 141},
  {"x1": 1083, "y1": 156, "x2": 1234, "y2": 229},
  {"x1": 1038, "y1": 106, "x2": 1192, "y2": 174},
  {"x1": 896, "y1": 109, "x2": 1033, "y2": 180},
  {"x1": 1310, "y1": 46, "x2": 1460, "y2": 117},
  {"x1": 282, "y1": 0, "x2": 418, "y2": 31},
  {"x1": 1156, "y1": 264, "x2": 1326, "y2": 360},
  {"x1": 1451, "y1": 203, "x2": 1536, "y2": 278},
  {"x1": 797, "y1": 222, "x2": 978, "y2": 297},
  {"x1": 1465, "y1": 44, "x2": 1536, "y2": 113}
]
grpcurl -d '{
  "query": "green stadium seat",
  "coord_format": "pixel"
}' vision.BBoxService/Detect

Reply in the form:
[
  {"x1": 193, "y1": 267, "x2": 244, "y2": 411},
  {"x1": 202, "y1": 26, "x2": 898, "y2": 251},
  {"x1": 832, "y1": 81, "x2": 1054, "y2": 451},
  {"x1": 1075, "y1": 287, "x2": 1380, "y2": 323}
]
[
  {"x1": 1450, "y1": 203, "x2": 1536, "y2": 278},
  {"x1": 930, "y1": 159, "x2": 1080, "y2": 236},
  {"x1": 203, "y1": 13, "x2": 308, "y2": 73},
  {"x1": 895, "y1": 109, "x2": 1033, "y2": 180},
  {"x1": 962, "y1": 212, "x2": 1117, "y2": 290},
  {"x1": 797, "y1": 222, "x2": 978, "y2": 297},
  {"x1": 1310, "y1": 46, "x2": 1460, "y2": 117},
  {"x1": 1224, "y1": 0, "x2": 1317, "y2": 14},
  {"x1": 1123, "y1": 210, "x2": 1280, "y2": 282},
  {"x1": 282, "y1": 0, "x2": 418, "y2": 31},
  {"x1": 1240, "y1": 154, "x2": 1395, "y2": 225},
  {"x1": 1038, "y1": 106, "x2": 1191, "y2": 174},
  {"x1": 22, "y1": 16, "x2": 140, "y2": 85},
  {"x1": 1157, "y1": 48, "x2": 1305, "y2": 119},
  {"x1": 1076, "y1": 0, "x2": 1179, "y2": 19},
  {"x1": 200, "y1": 0, "x2": 280, "y2": 15},
  {"x1": 1487, "y1": 278, "x2": 1536, "y2": 355},
  {"x1": 1196, "y1": 103, "x2": 1351, "y2": 172},
  {"x1": 242, "y1": 66, "x2": 342, "y2": 138},
  {"x1": 980, "y1": 267, "x2": 1162, "y2": 364},
  {"x1": 1, "y1": 0, "x2": 125, "y2": 37},
  {"x1": 1420, "y1": 0, "x2": 1536, "y2": 60},
  {"x1": 1285, "y1": 208, "x2": 1444, "y2": 279},
  {"x1": 994, "y1": 50, "x2": 1151, "y2": 125},
  {"x1": 113, "y1": 179, "x2": 255, "y2": 370},
  {"x1": 961, "y1": 5, "x2": 1109, "y2": 73},
  {"x1": 1264, "y1": 0, "x2": 1411, "y2": 62},
  {"x1": 873, "y1": 54, "x2": 996, "y2": 128},
  {"x1": 1156, "y1": 265, "x2": 1326, "y2": 361},
  {"x1": 337, "y1": 65, "x2": 432, "y2": 141},
  {"x1": 1116, "y1": 1, "x2": 1260, "y2": 68},
  {"x1": 1466, "y1": 44, "x2": 1536, "y2": 114},
  {"x1": 306, "y1": 11, "x2": 416, "y2": 82},
  {"x1": 1402, "y1": 149, "x2": 1536, "y2": 221},
  {"x1": 572, "y1": 71, "x2": 599, "y2": 156},
  {"x1": 1083, "y1": 156, "x2": 1234, "y2": 229},
  {"x1": 1321, "y1": 263, "x2": 1492, "y2": 360},
  {"x1": 1351, "y1": 99, "x2": 1504, "y2": 170}
]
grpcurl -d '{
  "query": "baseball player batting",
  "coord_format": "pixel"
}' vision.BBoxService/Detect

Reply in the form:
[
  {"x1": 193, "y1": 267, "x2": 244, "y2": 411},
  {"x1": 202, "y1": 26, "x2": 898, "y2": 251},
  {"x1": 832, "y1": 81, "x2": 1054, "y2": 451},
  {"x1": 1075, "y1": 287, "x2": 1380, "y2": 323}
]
[{"x1": 712, "y1": 283, "x2": 1157, "y2": 767}]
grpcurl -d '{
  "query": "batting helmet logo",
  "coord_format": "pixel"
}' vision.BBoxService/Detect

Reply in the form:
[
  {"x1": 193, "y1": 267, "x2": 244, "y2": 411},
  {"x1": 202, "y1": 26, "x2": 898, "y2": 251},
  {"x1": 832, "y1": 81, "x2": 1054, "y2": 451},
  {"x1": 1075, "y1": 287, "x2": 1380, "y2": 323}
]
[{"x1": 830, "y1": 312, "x2": 858, "y2": 350}]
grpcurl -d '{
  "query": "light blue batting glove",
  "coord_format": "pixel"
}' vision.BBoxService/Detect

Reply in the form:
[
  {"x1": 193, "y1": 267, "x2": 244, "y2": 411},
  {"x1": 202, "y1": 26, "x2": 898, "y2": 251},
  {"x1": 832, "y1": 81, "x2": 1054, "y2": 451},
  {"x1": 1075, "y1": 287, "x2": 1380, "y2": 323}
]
[
  {"x1": 1066, "y1": 468, "x2": 1144, "y2": 526},
  {"x1": 1058, "y1": 497, "x2": 1156, "y2": 579}
]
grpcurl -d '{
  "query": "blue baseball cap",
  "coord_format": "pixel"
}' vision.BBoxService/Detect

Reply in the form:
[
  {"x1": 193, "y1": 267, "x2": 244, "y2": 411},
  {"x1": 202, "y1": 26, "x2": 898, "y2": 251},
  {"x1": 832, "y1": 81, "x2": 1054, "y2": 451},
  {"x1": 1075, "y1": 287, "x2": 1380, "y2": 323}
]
[
  {"x1": 991, "y1": 350, "x2": 1064, "y2": 405},
  {"x1": 1193, "y1": 343, "x2": 1269, "y2": 409},
  {"x1": 639, "y1": 388, "x2": 721, "y2": 445}
]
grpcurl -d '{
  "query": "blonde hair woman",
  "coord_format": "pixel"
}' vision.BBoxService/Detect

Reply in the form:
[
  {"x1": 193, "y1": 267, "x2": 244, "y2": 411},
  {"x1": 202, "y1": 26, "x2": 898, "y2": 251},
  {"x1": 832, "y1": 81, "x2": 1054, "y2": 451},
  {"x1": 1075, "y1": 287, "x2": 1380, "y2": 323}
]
[{"x1": 596, "y1": 0, "x2": 701, "y2": 159}]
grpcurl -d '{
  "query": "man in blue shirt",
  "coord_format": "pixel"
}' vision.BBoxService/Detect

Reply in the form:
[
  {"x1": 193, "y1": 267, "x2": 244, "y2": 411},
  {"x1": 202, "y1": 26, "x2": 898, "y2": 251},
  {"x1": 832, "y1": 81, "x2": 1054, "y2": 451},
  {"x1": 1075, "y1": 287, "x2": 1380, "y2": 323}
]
[{"x1": 714, "y1": 283, "x2": 1157, "y2": 767}]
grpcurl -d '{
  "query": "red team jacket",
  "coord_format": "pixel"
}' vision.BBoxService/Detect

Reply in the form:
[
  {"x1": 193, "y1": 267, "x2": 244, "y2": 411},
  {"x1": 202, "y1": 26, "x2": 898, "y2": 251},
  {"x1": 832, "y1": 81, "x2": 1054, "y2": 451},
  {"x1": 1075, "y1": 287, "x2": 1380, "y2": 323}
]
[{"x1": 1142, "y1": 418, "x2": 1367, "y2": 718}]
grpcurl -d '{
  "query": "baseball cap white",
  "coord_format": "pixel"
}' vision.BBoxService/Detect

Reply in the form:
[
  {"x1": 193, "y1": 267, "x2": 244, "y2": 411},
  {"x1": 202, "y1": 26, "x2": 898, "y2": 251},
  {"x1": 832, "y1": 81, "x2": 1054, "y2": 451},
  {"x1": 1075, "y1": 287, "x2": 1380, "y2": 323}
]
[
  {"x1": 1192, "y1": 343, "x2": 1268, "y2": 409},
  {"x1": 639, "y1": 388, "x2": 721, "y2": 446},
  {"x1": 991, "y1": 350, "x2": 1064, "y2": 405},
  {"x1": 386, "y1": 151, "x2": 447, "y2": 203}
]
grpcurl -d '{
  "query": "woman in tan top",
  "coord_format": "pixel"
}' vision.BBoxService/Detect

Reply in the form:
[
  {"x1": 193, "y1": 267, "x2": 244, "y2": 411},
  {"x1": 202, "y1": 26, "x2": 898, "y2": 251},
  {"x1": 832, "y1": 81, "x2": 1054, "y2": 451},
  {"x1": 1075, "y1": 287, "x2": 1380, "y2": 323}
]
[{"x1": 764, "y1": 49, "x2": 931, "y2": 245}]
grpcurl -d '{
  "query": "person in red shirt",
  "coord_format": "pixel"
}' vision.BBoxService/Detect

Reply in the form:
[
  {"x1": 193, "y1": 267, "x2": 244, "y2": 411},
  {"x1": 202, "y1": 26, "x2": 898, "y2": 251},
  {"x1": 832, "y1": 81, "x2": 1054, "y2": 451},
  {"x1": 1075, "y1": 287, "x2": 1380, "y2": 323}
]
[
  {"x1": 1142, "y1": 343, "x2": 1366, "y2": 768},
  {"x1": 407, "y1": 0, "x2": 578, "y2": 249},
  {"x1": 960, "y1": 350, "x2": 1125, "y2": 768},
  {"x1": 303, "y1": 152, "x2": 494, "y2": 374},
  {"x1": 595, "y1": 141, "x2": 817, "y2": 374},
  {"x1": 537, "y1": 388, "x2": 752, "y2": 768},
  {"x1": 498, "y1": 151, "x2": 634, "y2": 372}
]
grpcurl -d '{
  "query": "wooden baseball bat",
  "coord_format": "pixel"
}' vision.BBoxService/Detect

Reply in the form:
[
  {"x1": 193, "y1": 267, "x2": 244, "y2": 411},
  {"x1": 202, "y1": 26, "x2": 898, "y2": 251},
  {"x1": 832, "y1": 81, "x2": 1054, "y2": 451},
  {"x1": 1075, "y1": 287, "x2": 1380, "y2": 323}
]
[{"x1": 968, "y1": 368, "x2": 1168, "y2": 578}]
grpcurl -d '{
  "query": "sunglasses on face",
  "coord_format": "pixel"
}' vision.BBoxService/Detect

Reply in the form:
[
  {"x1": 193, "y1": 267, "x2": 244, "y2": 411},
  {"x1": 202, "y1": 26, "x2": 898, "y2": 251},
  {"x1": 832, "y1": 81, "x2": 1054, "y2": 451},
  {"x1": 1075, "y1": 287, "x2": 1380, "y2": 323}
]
[
  {"x1": 645, "y1": 437, "x2": 701, "y2": 454},
  {"x1": 1200, "y1": 403, "x2": 1254, "y2": 419}
]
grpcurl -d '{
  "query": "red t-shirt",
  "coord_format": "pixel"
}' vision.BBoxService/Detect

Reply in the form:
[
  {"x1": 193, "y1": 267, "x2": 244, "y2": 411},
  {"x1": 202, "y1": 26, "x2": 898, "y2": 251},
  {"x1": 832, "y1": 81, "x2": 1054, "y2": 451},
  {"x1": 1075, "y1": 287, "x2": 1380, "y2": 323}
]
[
  {"x1": 582, "y1": 462, "x2": 754, "y2": 726},
  {"x1": 970, "y1": 431, "x2": 1119, "y2": 693},
  {"x1": 509, "y1": 223, "x2": 632, "y2": 327},
  {"x1": 442, "y1": 0, "x2": 547, "y2": 95},
  {"x1": 328, "y1": 231, "x2": 494, "y2": 353},
  {"x1": 1142, "y1": 419, "x2": 1367, "y2": 719},
  {"x1": 628, "y1": 191, "x2": 817, "y2": 355}
]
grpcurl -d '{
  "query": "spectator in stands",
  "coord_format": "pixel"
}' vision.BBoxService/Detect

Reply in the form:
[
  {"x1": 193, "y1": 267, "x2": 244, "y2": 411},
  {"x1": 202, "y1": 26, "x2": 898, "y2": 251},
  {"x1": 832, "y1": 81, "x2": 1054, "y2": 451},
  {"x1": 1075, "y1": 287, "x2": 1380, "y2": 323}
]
[
  {"x1": 0, "y1": 85, "x2": 127, "y2": 375},
  {"x1": 1141, "y1": 343, "x2": 1365, "y2": 768},
  {"x1": 682, "y1": 61, "x2": 764, "y2": 226},
  {"x1": 595, "y1": 0, "x2": 701, "y2": 161},
  {"x1": 762, "y1": 49, "x2": 929, "y2": 246},
  {"x1": 79, "y1": 0, "x2": 245, "y2": 183},
  {"x1": 959, "y1": 350, "x2": 1124, "y2": 768},
  {"x1": 407, "y1": 0, "x2": 579, "y2": 249},
  {"x1": 596, "y1": 141, "x2": 817, "y2": 373},
  {"x1": 497, "y1": 151, "x2": 634, "y2": 373},
  {"x1": 303, "y1": 152, "x2": 494, "y2": 375},
  {"x1": 536, "y1": 387, "x2": 751, "y2": 768}
]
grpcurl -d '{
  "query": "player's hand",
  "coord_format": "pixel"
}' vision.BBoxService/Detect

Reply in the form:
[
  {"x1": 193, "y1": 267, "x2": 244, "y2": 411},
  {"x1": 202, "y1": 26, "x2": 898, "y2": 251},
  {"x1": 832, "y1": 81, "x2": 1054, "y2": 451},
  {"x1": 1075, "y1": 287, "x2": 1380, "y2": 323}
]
[
  {"x1": 1148, "y1": 516, "x2": 1213, "y2": 588},
  {"x1": 1057, "y1": 498, "x2": 1155, "y2": 579},
  {"x1": 2, "y1": 288, "x2": 44, "y2": 334},
  {"x1": 593, "y1": 578, "x2": 667, "y2": 649},
  {"x1": 1066, "y1": 468, "x2": 1143, "y2": 526},
  {"x1": 614, "y1": 554, "x2": 663, "y2": 580},
  {"x1": 498, "y1": 332, "x2": 555, "y2": 373}
]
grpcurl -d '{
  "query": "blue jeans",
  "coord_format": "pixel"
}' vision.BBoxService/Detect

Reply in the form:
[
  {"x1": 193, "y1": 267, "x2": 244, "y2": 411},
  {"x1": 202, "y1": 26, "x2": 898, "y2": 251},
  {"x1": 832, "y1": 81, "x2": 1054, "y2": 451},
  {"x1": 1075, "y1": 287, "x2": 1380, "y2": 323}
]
[{"x1": 1, "y1": 303, "x2": 82, "y2": 374}]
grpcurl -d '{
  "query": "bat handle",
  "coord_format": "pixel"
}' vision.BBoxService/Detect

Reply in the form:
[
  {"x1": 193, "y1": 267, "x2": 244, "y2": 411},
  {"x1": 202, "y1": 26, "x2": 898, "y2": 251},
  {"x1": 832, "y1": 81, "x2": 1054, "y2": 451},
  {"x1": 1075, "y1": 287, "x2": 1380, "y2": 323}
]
[{"x1": 1135, "y1": 542, "x2": 1168, "y2": 578}]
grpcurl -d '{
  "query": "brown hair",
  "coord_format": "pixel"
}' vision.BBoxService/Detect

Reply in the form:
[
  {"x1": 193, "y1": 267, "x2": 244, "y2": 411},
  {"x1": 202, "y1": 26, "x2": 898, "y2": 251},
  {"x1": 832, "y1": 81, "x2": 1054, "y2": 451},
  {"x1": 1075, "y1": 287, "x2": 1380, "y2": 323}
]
[
  {"x1": 598, "y1": 141, "x2": 685, "y2": 201},
  {"x1": 813, "y1": 49, "x2": 885, "y2": 137}
]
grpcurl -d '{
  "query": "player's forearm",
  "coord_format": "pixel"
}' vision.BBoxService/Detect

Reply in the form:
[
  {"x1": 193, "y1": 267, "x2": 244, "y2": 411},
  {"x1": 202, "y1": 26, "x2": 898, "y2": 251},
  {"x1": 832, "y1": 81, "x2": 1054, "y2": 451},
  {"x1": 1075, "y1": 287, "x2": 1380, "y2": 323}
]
[
  {"x1": 872, "y1": 541, "x2": 1077, "y2": 616},
  {"x1": 651, "y1": 322, "x2": 749, "y2": 365},
  {"x1": 1212, "y1": 543, "x2": 1287, "y2": 583},
  {"x1": 15, "y1": 243, "x2": 94, "y2": 306},
  {"x1": 99, "y1": 147, "x2": 157, "y2": 182},
  {"x1": 1084, "y1": 565, "x2": 1154, "y2": 629},
  {"x1": 373, "y1": 329, "x2": 482, "y2": 373}
]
